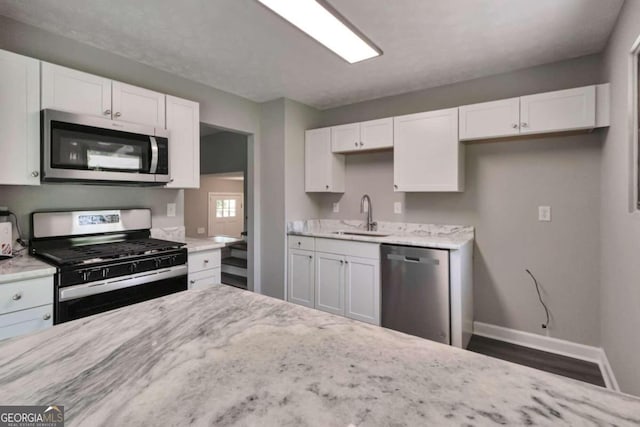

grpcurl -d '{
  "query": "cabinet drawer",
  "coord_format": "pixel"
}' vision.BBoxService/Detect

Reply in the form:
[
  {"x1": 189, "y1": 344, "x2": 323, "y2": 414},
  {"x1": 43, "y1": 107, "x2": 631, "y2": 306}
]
[
  {"x1": 315, "y1": 238, "x2": 380, "y2": 259},
  {"x1": 189, "y1": 268, "x2": 221, "y2": 290},
  {"x1": 288, "y1": 236, "x2": 315, "y2": 251},
  {"x1": 0, "y1": 276, "x2": 53, "y2": 316},
  {"x1": 0, "y1": 304, "x2": 53, "y2": 341},
  {"x1": 188, "y1": 250, "x2": 221, "y2": 274}
]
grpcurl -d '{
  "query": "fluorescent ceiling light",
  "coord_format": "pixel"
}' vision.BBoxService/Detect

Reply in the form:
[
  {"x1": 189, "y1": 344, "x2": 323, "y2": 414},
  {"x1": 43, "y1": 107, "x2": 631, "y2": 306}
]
[{"x1": 257, "y1": 0, "x2": 381, "y2": 64}]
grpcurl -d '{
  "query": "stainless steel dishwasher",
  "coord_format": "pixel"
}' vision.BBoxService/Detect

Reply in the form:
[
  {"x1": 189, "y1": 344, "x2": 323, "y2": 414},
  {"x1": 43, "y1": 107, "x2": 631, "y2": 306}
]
[{"x1": 381, "y1": 244, "x2": 450, "y2": 344}]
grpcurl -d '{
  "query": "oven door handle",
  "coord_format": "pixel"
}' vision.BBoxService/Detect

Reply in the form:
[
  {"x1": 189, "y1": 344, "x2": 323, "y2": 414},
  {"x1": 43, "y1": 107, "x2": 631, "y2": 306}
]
[
  {"x1": 149, "y1": 136, "x2": 159, "y2": 174},
  {"x1": 59, "y1": 265, "x2": 187, "y2": 302}
]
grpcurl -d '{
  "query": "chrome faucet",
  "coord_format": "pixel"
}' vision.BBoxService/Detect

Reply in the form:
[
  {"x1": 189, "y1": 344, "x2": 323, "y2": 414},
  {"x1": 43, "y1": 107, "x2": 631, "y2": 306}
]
[{"x1": 360, "y1": 194, "x2": 377, "y2": 231}]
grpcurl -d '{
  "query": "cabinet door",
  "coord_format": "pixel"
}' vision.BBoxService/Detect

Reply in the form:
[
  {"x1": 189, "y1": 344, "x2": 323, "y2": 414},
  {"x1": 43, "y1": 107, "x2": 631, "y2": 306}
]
[
  {"x1": 0, "y1": 305, "x2": 53, "y2": 341},
  {"x1": 41, "y1": 62, "x2": 111, "y2": 118},
  {"x1": 165, "y1": 95, "x2": 200, "y2": 188},
  {"x1": 459, "y1": 98, "x2": 520, "y2": 141},
  {"x1": 393, "y1": 108, "x2": 463, "y2": 192},
  {"x1": 520, "y1": 85, "x2": 595, "y2": 134},
  {"x1": 112, "y1": 81, "x2": 166, "y2": 127},
  {"x1": 345, "y1": 256, "x2": 380, "y2": 325},
  {"x1": 331, "y1": 123, "x2": 360, "y2": 153},
  {"x1": 360, "y1": 117, "x2": 393, "y2": 150},
  {"x1": 0, "y1": 50, "x2": 40, "y2": 185},
  {"x1": 288, "y1": 249, "x2": 315, "y2": 308},
  {"x1": 315, "y1": 252, "x2": 345, "y2": 316},
  {"x1": 305, "y1": 127, "x2": 345, "y2": 192},
  {"x1": 189, "y1": 269, "x2": 220, "y2": 290}
]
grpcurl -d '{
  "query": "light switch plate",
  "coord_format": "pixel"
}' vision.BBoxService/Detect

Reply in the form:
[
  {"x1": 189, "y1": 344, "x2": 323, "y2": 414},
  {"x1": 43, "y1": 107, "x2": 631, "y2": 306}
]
[
  {"x1": 332, "y1": 202, "x2": 340, "y2": 213},
  {"x1": 197, "y1": 227, "x2": 205, "y2": 234},
  {"x1": 167, "y1": 203, "x2": 177, "y2": 217},
  {"x1": 538, "y1": 206, "x2": 551, "y2": 222},
  {"x1": 394, "y1": 202, "x2": 402, "y2": 214}
]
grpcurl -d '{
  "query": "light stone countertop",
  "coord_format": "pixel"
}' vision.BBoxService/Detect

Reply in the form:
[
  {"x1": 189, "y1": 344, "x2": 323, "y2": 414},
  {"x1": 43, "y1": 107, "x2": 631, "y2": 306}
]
[
  {"x1": 184, "y1": 237, "x2": 227, "y2": 253},
  {"x1": 1, "y1": 285, "x2": 639, "y2": 426},
  {"x1": 288, "y1": 219, "x2": 474, "y2": 250},
  {"x1": 0, "y1": 253, "x2": 56, "y2": 284}
]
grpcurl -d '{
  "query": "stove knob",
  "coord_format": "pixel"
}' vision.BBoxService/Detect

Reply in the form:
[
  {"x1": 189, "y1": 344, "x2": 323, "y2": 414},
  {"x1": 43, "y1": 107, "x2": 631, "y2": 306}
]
[
  {"x1": 82, "y1": 270, "x2": 90, "y2": 281},
  {"x1": 154, "y1": 259, "x2": 161, "y2": 268},
  {"x1": 129, "y1": 262, "x2": 138, "y2": 273}
]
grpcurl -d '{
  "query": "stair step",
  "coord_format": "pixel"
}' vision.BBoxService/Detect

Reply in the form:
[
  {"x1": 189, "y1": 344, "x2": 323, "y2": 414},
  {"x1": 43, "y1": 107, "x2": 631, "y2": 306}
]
[
  {"x1": 221, "y1": 257, "x2": 247, "y2": 268},
  {"x1": 228, "y1": 242, "x2": 247, "y2": 251},
  {"x1": 222, "y1": 273, "x2": 247, "y2": 290}
]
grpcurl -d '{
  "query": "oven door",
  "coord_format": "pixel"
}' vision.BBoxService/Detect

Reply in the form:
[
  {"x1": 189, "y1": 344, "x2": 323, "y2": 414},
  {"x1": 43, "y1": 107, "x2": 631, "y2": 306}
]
[
  {"x1": 56, "y1": 265, "x2": 187, "y2": 323},
  {"x1": 42, "y1": 109, "x2": 169, "y2": 184}
]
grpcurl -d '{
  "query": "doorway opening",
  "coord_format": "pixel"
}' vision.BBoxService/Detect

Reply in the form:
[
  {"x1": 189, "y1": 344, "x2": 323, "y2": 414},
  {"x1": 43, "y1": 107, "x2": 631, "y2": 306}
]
[{"x1": 185, "y1": 123, "x2": 250, "y2": 290}]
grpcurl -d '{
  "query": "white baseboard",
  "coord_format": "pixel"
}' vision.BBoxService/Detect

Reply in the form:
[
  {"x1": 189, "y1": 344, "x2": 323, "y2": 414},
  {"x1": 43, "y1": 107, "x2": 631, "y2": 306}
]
[{"x1": 473, "y1": 321, "x2": 619, "y2": 391}]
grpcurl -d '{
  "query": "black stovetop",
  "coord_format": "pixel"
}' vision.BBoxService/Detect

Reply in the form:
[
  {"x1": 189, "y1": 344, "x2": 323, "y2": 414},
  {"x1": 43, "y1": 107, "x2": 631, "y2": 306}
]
[{"x1": 34, "y1": 238, "x2": 184, "y2": 266}]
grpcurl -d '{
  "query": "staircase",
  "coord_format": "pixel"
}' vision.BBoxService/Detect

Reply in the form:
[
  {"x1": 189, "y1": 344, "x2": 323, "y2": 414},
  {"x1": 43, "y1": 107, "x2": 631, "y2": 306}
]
[{"x1": 221, "y1": 241, "x2": 247, "y2": 290}]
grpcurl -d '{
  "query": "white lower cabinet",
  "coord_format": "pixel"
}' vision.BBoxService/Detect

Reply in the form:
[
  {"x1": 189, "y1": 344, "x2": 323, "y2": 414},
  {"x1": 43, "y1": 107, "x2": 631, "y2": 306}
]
[
  {"x1": 287, "y1": 236, "x2": 380, "y2": 325},
  {"x1": 345, "y1": 256, "x2": 380, "y2": 325},
  {"x1": 0, "y1": 275, "x2": 54, "y2": 341},
  {"x1": 315, "y1": 252, "x2": 345, "y2": 316},
  {"x1": 287, "y1": 249, "x2": 315, "y2": 308},
  {"x1": 188, "y1": 249, "x2": 221, "y2": 289}
]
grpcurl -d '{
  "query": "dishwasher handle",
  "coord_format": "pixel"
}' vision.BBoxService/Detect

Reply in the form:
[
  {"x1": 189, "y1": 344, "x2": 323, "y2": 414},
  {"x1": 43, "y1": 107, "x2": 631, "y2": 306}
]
[{"x1": 386, "y1": 253, "x2": 440, "y2": 265}]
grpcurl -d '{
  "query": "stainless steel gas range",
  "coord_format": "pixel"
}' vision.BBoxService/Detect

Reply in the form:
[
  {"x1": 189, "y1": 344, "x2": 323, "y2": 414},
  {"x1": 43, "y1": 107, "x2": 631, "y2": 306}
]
[{"x1": 30, "y1": 209, "x2": 187, "y2": 324}]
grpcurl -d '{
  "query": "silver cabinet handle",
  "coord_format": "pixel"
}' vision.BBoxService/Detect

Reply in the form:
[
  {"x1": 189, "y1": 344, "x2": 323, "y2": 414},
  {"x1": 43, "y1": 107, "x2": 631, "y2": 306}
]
[
  {"x1": 31, "y1": 171, "x2": 39, "y2": 177},
  {"x1": 354, "y1": 142, "x2": 358, "y2": 147},
  {"x1": 340, "y1": 260, "x2": 344, "y2": 264},
  {"x1": 204, "y1": 259, "x2": 209, "y2": 264},
  {"x1": 43, "y1": 313, "x2": 51, "y2": 321},
  {"x1": 325, "y1": 185, "x2": 329, "y2": 190},
  {"x1": 104, "y1": 109, "x2": 111, "y2": 115},
  {"x1": 394, "y1": 184, "x2": 398, "y2": 189},
  {"x1": 521, "y1": 122, "x2": 528, "y2": 128},
  {"x1": 512, "y1": 124, "x2": 519, "y2": 129},
  {"x1": 114, "y1": 112, "x2": 122, "y2": 118},
  {"x1": 12, "y1": 293, "x2": 22, "y2": 301},
  {"x1": 190, "y1": 280, "x2": 195, "y2": 285},
  {"x1": 308, "y1": 255, "x2": 312, "y2": 259},
  {"x1": 359, "y1": 142, "x2": 364, "y2": 147}
]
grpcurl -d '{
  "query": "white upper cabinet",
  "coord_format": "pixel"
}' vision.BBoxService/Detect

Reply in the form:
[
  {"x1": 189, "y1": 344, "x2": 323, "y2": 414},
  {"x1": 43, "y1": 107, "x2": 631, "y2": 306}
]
[
  {"x1": 112, "y1": 82, "x2": 165, "y2": 128},
  {"x1": 331, "y1": 118, "x2": 393, "y2": 153},
  {"x1": 393, "y1": 108, "x2": 463, "y2": 192},
  {"x1": 0, "y1": 50, "x2": 40, "y2": 186},
  {"x1": 41, "y1": 62, "x2": 111, "y2": 118},
  {"x1": 519, "y1": 85, "x2": 596, "y2": 135},
  {"x1": 305, "y1": 128, "x2": 345, "y2": 192},
  {"x1": 459, "y1": 97, "x2": 520, "y2": 141},
  {"x1": 360, "y1": 117, "x2": 393, "y2": 150},
  {"x1": 165, "y1": 95, "x2": 200, "y2": 188},
  {"x1": 331, "y1": 123, "x2": 360, "y2": 152}
]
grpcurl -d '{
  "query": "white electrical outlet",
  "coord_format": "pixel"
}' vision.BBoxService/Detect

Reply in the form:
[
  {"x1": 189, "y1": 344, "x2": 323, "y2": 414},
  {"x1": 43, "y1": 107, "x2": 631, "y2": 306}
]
[
  {"x1": 167, "y1": 203, "x2": 176, "y2": 217},
  {"x1": 538, "y1": 206, "x2": 551, "y2": 222},
  {"x1": 197, "y1": 227, "x2": 205, "y2": 234},
  {"x1": 332, "y1": 202, "x2": 340, "y2": 213},
  {"x1": 394, "y1": 202, "x2": 402, "y2": 214}
]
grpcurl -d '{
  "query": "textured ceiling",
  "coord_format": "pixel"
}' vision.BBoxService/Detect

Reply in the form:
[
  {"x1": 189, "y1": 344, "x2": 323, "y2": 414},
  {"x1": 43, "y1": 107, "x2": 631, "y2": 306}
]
[{"x1": 0, "y1": 0, "x2": 624, "y2": 109}]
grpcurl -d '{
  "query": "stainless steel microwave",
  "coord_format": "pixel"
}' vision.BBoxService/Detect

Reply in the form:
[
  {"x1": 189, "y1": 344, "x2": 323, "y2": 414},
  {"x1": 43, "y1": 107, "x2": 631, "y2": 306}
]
[{"x1": 41, "y1": 109, "x2": 170, "y2": 185}]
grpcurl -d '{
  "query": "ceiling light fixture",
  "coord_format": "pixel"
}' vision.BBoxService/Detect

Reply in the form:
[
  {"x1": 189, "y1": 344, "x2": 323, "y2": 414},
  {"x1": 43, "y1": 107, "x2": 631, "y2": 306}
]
[{"x1": 256, "y1": 0, "x2": 382, "y2": 64}]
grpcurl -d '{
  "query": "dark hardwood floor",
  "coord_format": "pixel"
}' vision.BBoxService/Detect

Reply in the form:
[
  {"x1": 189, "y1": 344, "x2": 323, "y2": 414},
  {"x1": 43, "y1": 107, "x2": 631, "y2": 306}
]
[{"x1": 467, "y1": 335, "x2": 606, "y2": 387}]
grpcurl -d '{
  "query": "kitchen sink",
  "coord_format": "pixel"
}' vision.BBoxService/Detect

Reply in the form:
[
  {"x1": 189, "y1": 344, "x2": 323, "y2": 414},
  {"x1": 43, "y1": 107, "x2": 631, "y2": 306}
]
[{"x1": 332, "y1": 231, "x2": 391, "y2": 237}]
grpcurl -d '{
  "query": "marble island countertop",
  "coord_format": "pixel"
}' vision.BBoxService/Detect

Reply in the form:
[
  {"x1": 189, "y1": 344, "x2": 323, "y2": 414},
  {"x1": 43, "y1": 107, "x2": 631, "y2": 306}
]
[
  {"x1": 288, "y1": 219, "x2": 474, "y2": 250},
  {"x1": 0, "y1": 253, "x2": 56, "y2": 284},
  {"x1": 1, "y1": 285, "x2": 639, "y2": 426}
]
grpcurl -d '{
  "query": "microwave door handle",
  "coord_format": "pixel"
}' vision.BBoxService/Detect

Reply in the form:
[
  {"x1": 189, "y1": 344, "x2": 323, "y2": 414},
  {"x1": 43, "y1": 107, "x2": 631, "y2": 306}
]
[{"x1": 149, "y1": 136, "x2": 159, "y2": 174}]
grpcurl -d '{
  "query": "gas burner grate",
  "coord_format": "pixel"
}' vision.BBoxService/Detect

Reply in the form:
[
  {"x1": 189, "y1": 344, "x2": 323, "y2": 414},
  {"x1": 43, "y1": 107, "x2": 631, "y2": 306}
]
[{"x1": 36, "y1": 238, "x2": 184, "y2": 265}]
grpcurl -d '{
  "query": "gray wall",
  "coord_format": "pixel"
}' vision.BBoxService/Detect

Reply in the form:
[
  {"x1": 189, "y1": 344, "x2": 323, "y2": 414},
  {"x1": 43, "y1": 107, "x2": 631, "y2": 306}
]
[
  {"x1": 0, "y1": 185, "x2": 183, "y2": 238},
  {"x1": 259, "y1": 99, "x2": 286, "y2": 298},
  {"x1": 600, "y1": 0, "x2": 640, "y2": 395},
  {"x1": 315, "y1": 55, "x2": 605, "y2": 346},
  {"x1": 200, "y1": 132, "x2": 248, "y2": 175}
]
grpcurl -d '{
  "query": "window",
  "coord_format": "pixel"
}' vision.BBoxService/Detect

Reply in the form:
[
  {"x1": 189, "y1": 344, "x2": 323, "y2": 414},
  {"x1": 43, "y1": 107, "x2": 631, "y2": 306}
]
[{"x1": 216, "y1": 199, "x2": 237, "y2": 218}]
